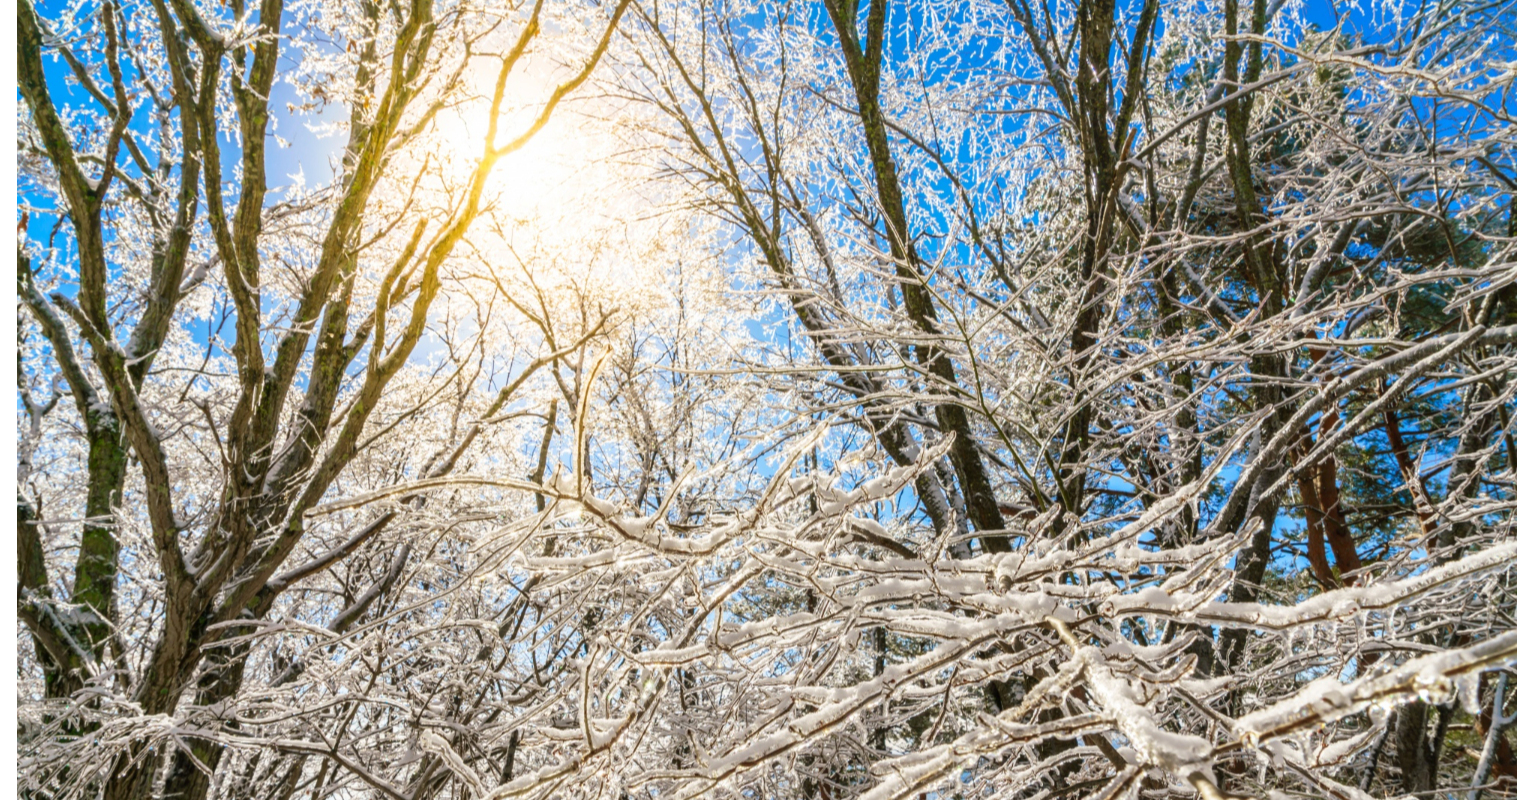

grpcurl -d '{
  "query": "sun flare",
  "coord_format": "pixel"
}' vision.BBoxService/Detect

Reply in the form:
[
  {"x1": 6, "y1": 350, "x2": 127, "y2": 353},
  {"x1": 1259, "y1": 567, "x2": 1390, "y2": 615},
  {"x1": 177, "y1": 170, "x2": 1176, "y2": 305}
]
[
  {"x1": 17, "y1": 0, "x2": 1518, "y2": 795},
  {"x1": 432, "y1": 60, "x2": 617, "y2": 223},
  {"x1": 428, "y1": 71, "x2": 668, "y2": 305}
]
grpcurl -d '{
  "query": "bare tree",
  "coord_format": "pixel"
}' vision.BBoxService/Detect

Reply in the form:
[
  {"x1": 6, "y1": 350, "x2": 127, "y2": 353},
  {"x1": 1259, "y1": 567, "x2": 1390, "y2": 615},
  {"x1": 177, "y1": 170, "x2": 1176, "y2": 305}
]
[
  {"x1": 17, "y1": 0, "x2": 1515, "y2": 798},
  {"x1": 17, "y1": 0, "x2": 630, "y2": 797}
]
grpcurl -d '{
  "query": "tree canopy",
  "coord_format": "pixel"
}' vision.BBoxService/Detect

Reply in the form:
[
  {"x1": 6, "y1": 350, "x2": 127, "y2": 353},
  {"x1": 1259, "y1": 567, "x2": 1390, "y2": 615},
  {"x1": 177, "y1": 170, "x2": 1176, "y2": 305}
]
[{"x1": 15, "y1": 0, "x2": 1516, "y2": 798}]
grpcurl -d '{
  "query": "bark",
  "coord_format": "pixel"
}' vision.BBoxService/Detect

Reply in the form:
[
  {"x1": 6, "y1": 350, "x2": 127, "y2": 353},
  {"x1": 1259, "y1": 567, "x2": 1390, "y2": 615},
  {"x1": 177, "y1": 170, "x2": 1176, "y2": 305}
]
[
  {"x1": 1394, "y1": 701, "x2": 1439, "y2": 798},
  {"x1": 824, "y1": 0, "x2": 1012, "y2": 552},
  {"x1": 161, "y1": 655, "x2": 249, "y2": 800},
  {"x1": 16, "y1": 14, "x2": 135, "y2": 696},
  {"x1": 18, "y1": 491, "x2": 84, "y2": 700},
  {"x1": 161, "y1": 545, "x2": 410, "y2": 800},
  {"x1": 1220, "y1": 0, "x2": 1284, "y2": 306},
  {"x1": 1311, "y1": 427, "x2": 1362, "y2": 581},
  {"x1": 1206, "y1": 14, "x2": 1302, "y2": 725},
  {"x1": 1383, "y1": 407, "x2": 1440, "y2": 540},
  {"x1": 1390, "y1": 378, "x2": 1508, "y2": 793},
  {"x1": 1291, "y1": 463, "x2": 1338, "y2": 591},
  {"x1": 1471, "y1": 672, "x2": 1517, "y2": 792}
]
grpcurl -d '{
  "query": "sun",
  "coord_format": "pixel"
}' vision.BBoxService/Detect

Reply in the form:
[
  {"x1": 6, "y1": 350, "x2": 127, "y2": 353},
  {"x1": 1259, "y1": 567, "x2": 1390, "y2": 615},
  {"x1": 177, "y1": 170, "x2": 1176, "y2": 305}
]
[
  {"x1": 434, "y1": 62, "x2": 605, "y2": 220},
  {"x1": 426, "y1": 64, "x2": 665, "y2": 304}
]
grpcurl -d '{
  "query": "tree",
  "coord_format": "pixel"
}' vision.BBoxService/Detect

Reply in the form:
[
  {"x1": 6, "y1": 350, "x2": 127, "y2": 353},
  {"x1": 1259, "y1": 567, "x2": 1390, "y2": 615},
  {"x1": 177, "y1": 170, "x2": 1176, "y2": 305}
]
[
  {"x1": 602, "y1": 0, "x2": 1515, "y2": 794},
  {"x1": 18, "y1": 0, "x2": 631, "y2": 797},
  {"x1": 18, "y1": 0, "x2": 1516, "y2": 798}
]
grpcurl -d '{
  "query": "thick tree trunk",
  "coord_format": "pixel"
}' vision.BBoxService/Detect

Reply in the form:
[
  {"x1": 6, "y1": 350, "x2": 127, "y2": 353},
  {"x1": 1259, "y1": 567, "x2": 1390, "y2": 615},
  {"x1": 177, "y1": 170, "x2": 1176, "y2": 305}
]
[
  {"x1": 161, "y1": 649, "x2": 253, "y2": 800},
  {"x1": 1394, "y1": 701, "x2": 1442, "y2": 798}
]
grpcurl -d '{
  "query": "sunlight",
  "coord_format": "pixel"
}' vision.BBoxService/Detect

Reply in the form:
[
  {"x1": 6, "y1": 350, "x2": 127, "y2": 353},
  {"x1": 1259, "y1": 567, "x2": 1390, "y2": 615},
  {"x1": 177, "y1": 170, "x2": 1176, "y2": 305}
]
[
  {"x1": 427, "y1": 61, "x2": 676, "y2": 308},
  {"x1": 18, "y1": 0, "x2": 1517, "y2": 794},
  {"x1": 438, "y1": 92, "x2": 587, "y2": 219}
]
